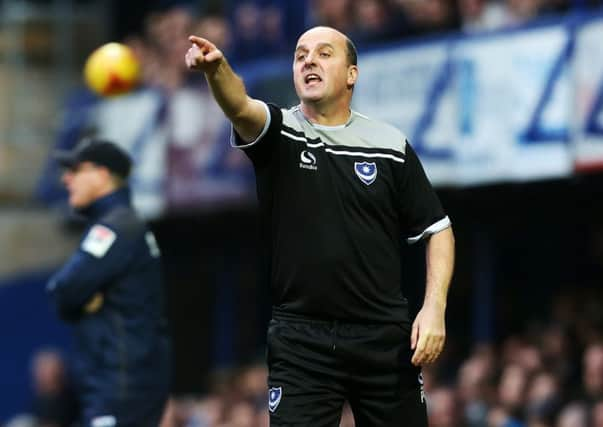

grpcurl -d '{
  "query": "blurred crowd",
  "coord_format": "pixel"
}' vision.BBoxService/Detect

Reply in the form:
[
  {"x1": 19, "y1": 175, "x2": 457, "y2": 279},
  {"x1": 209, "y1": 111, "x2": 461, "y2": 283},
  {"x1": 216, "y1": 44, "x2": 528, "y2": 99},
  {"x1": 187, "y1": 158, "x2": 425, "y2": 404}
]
[
  {"x1": 115, "y1": 0, "x2": 603, "y2": 93},
  {"x1": 422, "y1": 287, "x2": 603, "y2": 427},
  {"x1": 8, "y1": 287, "x2": 603, "y2": 427}
]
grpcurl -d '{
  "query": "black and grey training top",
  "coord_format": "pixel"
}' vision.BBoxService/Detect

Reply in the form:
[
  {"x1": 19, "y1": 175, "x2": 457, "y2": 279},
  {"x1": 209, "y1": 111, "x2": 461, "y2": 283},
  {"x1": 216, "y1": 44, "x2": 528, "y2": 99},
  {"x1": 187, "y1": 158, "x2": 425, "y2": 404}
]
[{"x1": 232, "y1": 102, "x2": 451, "y2": 324}]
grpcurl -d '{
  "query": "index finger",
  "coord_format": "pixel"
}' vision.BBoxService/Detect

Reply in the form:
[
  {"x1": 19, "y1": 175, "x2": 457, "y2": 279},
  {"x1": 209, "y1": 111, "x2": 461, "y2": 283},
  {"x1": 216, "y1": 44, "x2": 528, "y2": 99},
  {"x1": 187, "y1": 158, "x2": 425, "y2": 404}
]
[
  {"x1": 189, "y1": 35, "x2": 212, "y2": 48},
  {"x1": 411, "y1": 336, "x2": 427, "y2": 366}
]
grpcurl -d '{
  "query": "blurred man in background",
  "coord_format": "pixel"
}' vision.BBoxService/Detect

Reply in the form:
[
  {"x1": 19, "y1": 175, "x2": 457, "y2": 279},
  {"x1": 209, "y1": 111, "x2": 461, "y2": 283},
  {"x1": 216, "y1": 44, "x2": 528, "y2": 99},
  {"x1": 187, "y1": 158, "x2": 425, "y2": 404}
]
[
  {"x1": 30, "y1": 349, "x2": 78, "y2": 427},
  {"x1": 185, "y1": 25, "x2": 454, "y2": 426},
  {"x1": 583, "y1": 343, "x2": 603, "y2": 403},
  {"x1": 46, "y1": 139, "x2": 171, "y2": 427}
]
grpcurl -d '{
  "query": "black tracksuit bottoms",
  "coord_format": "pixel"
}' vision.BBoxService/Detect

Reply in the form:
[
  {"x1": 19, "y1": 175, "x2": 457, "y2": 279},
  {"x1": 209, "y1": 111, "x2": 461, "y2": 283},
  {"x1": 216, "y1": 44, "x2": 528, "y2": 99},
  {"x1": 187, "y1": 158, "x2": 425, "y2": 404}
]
[{"x1": 266, "y1": 309, "x2": 428, "y2": 427}]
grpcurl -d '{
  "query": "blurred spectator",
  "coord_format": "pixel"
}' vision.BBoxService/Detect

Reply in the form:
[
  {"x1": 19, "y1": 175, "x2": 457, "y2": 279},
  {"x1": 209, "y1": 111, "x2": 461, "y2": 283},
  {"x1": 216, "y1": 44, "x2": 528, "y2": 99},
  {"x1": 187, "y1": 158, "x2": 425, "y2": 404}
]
[
  {"x1": 144, "y1": 6, "x2": 195, "y2": 91},
  {"x1": 539, "y1": 324, "x2": 574, "y2": 385},
  {"x1": 261, "y1": 5, "x2": 289, "y2": 57},
  {"x1": 556, "y1": 402, "x2": 587, "y2": 427},
  {"x1": 517, "y1": 344, "x2": 544, "y2": 376},
  {"x1": 487, "y1": 405, "x2": 524, "y2": 427},
  {"x1": 349, "y1": 0, "x2": 397, "y2": 46},
  {"x1": 169, "y1": 395, "x2": 225, "y2": 427},
  {"x1": 393, "y1": 0, "x2": 460, "y2": 36},
  {"x1": 217, "y1": 2, "x2": 291, "y2": 63},
  {"x1": 458, "y1": 353, "x2": 494, "y2": 427},
  {"x1": 254, "y1": 409, "x2": 270, "y2": 427},
  {"x1": 583, "y1": 344, "x2": 603, "y2": 402},
  {"x1": 310, "y1": 0, "x2": 354, "y2": 32},
  {"x1": 505, "y1": 0, "x2": 545, "y2": 26},
  {"x1": 235, "y1": 363, "x2": 269, "y2": 410},
  {"x1": 525, "y1": 371, "x2": 561, "y2": 426},
  {"x1": 46, "y1": 139, "x2": 171, "y2": 426},
  {"x1": 498, "y1": 364, "x2": 528, "y2": 419},
  {"x1": 428, "y1": 386, "x2": 465, "y2": 427},
  {"x1": 230, "y1": 2, "x2": 265, "y2": 63},
  {"x1": 193, "y1": 15, "x2": 232, "y2": 55},
  {"x1": 223, "y1": 401, "x2": 256, "y2": 427},
  {"x1": 30, "y1": 350, "x2": 78, "y2": 427},
  {"x1": 592, "y1": 400, "x2": 603, "y2": 427},
  {"x1": 458, "y1": 0, "x2": 511, "y2": 32}
]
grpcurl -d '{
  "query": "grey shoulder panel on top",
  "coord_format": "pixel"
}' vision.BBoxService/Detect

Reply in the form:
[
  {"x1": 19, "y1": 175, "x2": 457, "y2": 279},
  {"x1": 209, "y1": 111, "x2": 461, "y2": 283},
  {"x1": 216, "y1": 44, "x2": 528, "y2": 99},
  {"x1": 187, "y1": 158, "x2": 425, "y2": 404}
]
[
  {"x1": 280, "y1": 106, "x2": 409, "y2": 155},
  {"x1": 350, "y1": 111, "x2": 408, "y2": 154},
  {"x1": 281, "y1": 106, "x2": 307, "y2": 133}
]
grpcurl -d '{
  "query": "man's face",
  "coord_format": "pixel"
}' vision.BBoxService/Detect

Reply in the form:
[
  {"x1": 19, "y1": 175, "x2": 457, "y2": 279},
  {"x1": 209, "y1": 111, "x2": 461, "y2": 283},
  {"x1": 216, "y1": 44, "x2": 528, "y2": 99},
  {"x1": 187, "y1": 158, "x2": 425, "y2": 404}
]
[
  {"x1": 293, "y1": 27, "x2": 357, "y2": 106},
  {"x1": 61, "y1": 161, "x2": 108, "y2": 208}
]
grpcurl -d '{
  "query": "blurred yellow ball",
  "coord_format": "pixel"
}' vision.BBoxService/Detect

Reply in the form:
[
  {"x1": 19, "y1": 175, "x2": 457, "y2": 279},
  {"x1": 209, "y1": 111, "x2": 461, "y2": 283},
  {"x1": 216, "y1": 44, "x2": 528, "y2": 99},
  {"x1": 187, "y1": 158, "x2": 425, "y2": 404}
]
[{"x1": 83, "y1": 42, "x2": 141, "y2": 97}]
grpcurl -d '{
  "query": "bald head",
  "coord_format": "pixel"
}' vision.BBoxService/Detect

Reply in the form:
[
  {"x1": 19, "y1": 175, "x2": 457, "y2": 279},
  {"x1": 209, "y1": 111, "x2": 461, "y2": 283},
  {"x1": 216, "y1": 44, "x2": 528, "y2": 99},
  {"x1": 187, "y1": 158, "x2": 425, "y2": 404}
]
[{"x1": 297, "y1": 26, "x2": 357, "y2": 66}]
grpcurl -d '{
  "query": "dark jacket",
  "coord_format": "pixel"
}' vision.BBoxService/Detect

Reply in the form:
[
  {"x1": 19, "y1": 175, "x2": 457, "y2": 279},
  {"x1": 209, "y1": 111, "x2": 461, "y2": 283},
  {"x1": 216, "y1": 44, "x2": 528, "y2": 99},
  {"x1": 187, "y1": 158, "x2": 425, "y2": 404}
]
[{"x1": 47, "y1": 187, "x2": 170, "y2": 422}]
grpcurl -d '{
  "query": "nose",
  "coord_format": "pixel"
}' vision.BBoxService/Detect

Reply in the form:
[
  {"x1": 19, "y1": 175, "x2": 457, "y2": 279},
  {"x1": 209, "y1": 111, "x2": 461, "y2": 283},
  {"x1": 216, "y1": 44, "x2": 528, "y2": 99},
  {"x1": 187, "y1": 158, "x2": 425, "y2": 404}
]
[{"x1": 304, "y1": 50, "x2": 316, "y2": 67}]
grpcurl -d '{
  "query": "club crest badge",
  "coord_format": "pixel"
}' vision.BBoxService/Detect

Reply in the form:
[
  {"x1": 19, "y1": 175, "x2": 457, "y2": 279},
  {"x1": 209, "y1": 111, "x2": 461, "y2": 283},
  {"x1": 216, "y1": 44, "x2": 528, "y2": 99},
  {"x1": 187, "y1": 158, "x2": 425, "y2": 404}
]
[
  {"x1": 268, "y1": 386, "x2": 282, "y2": 413},
  {"x1": 354, "y1": 161, "x2": 377, "y2": 185}
]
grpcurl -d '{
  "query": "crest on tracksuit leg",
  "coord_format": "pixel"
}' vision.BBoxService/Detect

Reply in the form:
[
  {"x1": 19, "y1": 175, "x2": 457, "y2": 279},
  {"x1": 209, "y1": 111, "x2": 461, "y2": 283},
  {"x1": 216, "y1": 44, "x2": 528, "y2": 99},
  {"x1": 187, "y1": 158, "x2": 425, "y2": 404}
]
[{"x1": 268, "y1": 386, "x2": 282, "y2": 413}]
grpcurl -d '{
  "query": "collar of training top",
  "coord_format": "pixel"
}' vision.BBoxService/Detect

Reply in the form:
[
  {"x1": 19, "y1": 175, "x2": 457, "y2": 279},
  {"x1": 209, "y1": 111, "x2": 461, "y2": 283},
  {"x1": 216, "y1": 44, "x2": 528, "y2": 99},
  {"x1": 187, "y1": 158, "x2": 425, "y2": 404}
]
[{"x1": 78, "y1": 187, "x2": 131, "y2": 220}]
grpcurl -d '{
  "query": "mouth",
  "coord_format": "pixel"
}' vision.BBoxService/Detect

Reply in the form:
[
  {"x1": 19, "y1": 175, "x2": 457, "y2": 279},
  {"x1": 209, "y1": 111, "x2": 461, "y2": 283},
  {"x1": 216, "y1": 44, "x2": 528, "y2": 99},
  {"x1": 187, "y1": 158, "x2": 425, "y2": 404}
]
[{"x1": 304, "y1": 73, "x2": 322, "y2": 85}]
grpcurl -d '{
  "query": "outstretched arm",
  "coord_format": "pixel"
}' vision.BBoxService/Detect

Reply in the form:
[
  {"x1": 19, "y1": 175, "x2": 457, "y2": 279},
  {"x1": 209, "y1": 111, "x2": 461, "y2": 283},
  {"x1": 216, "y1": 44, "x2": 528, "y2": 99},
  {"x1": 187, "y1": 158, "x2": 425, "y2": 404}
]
[
  {"x1": 185, "y1": 35, "x2": 267, "y2": 142},
  {"x1": 411, "y1": 226, "x2": 455, "y2": 366}
]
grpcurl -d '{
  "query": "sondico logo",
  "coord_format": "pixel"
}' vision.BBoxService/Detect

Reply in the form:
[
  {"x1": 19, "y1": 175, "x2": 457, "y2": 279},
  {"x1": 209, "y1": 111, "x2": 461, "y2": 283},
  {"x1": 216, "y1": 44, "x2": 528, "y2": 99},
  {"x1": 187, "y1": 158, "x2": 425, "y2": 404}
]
[{"x1": 299, "y1": 150, "x2": 317, "y2": 171}]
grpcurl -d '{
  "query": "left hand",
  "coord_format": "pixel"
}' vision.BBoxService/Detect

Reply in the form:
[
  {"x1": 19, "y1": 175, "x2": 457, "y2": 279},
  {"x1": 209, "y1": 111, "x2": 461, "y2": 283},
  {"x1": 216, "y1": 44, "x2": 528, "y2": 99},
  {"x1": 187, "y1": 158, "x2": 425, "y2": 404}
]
[{"x1": 410, "y1": 303, "x2": 446, "y2": 366}]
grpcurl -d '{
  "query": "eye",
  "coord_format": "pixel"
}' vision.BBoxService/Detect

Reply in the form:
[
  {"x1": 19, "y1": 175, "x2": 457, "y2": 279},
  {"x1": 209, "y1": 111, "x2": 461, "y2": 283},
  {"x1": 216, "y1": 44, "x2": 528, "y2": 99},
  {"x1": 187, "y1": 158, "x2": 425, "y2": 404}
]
[
  {"x1": 319, "y1": 52, "x2": 331, "y2": 58},
  {"x1": 296, "y1": 54, "x2": 306, "y2": 61}
]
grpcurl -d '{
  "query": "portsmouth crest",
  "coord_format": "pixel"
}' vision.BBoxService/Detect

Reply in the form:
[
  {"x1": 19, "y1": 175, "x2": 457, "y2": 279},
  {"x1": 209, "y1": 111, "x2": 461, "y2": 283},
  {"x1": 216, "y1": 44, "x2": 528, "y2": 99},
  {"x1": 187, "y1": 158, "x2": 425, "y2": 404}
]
[
  {"x1": 354, "y1": 161, "x2": 377, "y2": 185},
  {"x1": 268, "y1": 386, "x2": 282, "y2": 413}
]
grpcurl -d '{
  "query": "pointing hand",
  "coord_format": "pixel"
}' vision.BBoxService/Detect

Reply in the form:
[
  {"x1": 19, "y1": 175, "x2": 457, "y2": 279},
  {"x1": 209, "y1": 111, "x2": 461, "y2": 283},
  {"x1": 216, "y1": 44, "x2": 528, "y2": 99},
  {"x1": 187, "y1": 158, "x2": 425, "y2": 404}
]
[{"x1": 185, "y1": 36, "x2": 224, "y2": 74}]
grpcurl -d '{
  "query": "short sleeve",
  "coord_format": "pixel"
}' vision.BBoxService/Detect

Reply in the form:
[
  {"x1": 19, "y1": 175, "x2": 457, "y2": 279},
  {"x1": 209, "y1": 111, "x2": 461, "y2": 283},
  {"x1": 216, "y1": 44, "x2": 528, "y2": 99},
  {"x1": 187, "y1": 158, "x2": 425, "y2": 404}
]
[
  {"x1": 398, "y1": 142, "x2": 451, "y2": 244},
  {"x1": 230, "y1": 102, "x2": 283, "y2": 167}
]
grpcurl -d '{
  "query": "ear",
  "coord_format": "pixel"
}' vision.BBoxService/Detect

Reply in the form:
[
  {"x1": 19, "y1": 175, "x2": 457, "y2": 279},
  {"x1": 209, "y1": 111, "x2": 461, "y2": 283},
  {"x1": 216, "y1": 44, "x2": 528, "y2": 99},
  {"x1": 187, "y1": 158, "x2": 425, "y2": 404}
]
[
  {"x1": 97, "y1": 166, "x2": 115, "y2": 187},
  {"x1": 347, "y1": 65, "x2": 358, "y2": 87}
]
